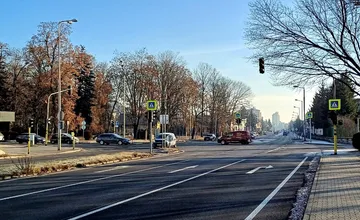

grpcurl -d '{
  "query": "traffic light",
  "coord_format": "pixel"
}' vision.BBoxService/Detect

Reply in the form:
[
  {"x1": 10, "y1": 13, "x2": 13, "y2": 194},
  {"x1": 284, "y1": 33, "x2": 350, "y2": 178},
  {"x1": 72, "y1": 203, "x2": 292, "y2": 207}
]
[
  {"x1": 328, "y1": 111, "x2": 337, "y2": 125},
  {"x1": 68, "y1": 85, "x2": 72, "y2": 95},
  {"x1": 259, "y1": 57, "x2": 265, "y2": 74},
  {"x1": 153, "y1": 110, "x2": 158, "y2": 122},
  {"x1": 236, "y1": 118, "x2": 242, "y2": 125},
  {"x1": 30, "y1": 118, "x2": 34, "y2": 128},
  {"x1": 111, "y1": 120, "x2": 114, "y2": 127},
  {"x1": 47, "y1": 118, "x2": 51, "y2": 124}
]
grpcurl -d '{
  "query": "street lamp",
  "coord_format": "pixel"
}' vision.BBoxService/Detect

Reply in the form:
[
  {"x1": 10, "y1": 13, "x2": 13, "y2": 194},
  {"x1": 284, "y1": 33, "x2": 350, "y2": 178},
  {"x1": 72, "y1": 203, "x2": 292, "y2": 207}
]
[
  {"x1": 293, "y1": 85, "x2": 306, "y2": 141},
  {"x1": 58, "y1": 18, "x2": 77, "y2": 151},
  {"x1": 295, "y1": 99, "x2": 303, "y2": 120},
  {"x1": 294, "y1": 106, "x2": 300, "y2": 117}
]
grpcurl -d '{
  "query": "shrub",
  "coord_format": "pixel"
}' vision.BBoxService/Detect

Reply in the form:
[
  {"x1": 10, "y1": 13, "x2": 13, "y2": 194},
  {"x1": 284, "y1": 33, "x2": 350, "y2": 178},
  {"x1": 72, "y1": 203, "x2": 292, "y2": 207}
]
[
  {"x1": 84, "y1": 130, "x2": 92, "y2": 140},
  {"x1": 352, "y1": 132, "x2": 360, "y2": 151}
]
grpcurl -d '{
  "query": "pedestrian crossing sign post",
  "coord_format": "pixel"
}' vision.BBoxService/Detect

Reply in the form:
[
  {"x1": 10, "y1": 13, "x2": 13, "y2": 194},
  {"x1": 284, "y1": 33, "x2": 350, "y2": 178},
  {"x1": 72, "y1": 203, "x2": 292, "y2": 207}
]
[
  {"x1": 306, "y1": 112, "x2": 313, "y2": 119},
  {"x1": 329, "y1": 99, "x2": 341, "y2": 111},
  {"x1": 146, "y1": 100, "x2": 158, "y2": 111}
]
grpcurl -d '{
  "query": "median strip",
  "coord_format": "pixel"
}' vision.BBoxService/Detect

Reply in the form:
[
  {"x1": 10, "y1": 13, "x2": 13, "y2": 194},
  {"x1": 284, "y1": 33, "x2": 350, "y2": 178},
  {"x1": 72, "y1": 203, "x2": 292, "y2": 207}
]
[{"x1": 0, "y1": 151, "x2": 152, "y2": 180}]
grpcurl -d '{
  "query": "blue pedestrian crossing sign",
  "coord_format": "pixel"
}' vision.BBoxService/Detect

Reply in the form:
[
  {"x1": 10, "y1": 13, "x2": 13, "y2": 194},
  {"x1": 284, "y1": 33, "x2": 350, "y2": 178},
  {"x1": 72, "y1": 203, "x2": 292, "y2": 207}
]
[
  {"x1": 306, "y1": 112, "x2": 313, "y2": 119},
  {"x1": 146, "y1": 100, "x2": 158, "y2": 111},
  {"x1": 235, "y1": 112, "x2": 241, "y2": 119},
  {"x1": 329, "y1": 99, "x2": 341, "y2": 110},
  {"x1": 115, "y1": 121, "x2": 119, "y2": 128}
]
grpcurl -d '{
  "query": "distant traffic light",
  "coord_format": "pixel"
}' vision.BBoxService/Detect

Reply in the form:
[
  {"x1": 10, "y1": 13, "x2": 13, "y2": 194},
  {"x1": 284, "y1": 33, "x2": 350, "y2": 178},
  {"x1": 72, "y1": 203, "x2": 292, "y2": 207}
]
[
  {"x1": 153, "y1": 110, "x2": 158, "y2": 122},
  {"x1": 328, "y1": 111, "x2": 337, "y2": 125},
  {"x1": 236, "y1": 118, "x2": 242, "y2": 125},
  {"x1": 68, "y1": 85, "x2": 72, "y2": 95},
  {"x1": 30, "y1": 118, "x2": 34, "y2": 128},
  {"x1": 111, "y1": 120, "x2": 114, "y2": 127},
  {"x1": 259, "y1": 57, "x2": 265, "y2": 74}
]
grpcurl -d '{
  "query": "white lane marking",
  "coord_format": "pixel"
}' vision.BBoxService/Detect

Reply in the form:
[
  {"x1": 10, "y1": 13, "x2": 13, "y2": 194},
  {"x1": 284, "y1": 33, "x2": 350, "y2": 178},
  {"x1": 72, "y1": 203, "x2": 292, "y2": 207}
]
[
  {"x1": 68, "y1": 159, "x2": 247, "y2": 220},
  {"x1": 265, "y1": 165, "x2": 273, "y2": 169},
  {"x1": 244, "y1": 157, "x2": 308, "y2": 220},
  {"x1": 246, "y1": 165, "x2": 273, "y2": 174},
  {"x1": 0, "y1": 160, "x2": 190, "y2": 202},
  {"x1": 246, "y1": 167, "x2": 262, "y2": 174},
  {"x1": 94, "y1": 166, "x2": 129, "y2": 174},
  {"x1": 267, "y1": 147, "x2": 282, "y2": 153},
  {"x1": 168, "y1": 165, "x2": 198, "y2": 174}
]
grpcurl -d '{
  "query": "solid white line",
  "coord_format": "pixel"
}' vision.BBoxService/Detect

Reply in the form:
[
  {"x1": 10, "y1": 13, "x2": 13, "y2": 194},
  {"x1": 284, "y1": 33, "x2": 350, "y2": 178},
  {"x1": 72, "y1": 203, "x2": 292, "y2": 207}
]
[
  {"x1": 0, "y1": 160, "x2": 189, "y2": 202},
  {"x1": 246, "y1": 167, "x2": 262, "y2": 174},
  {"x1": 244, "y1": 157, "x2": 308, "y2": 220},
  {"x1": 168, "y1": 165, "x2": 198, "y2": 174},
  {"x1": 94, "y1": 166, "x2": 129, "y2": 174},
  {"x1": 67, "y1": 159, "x2": 247, "y2": 220}
]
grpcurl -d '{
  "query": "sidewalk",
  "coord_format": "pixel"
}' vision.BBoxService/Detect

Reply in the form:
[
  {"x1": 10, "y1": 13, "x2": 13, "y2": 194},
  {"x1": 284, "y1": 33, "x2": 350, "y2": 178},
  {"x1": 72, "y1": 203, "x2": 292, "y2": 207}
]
[
  {"x1": 304, "y1": 151, "x2": 360, "y2": 220},
  {"x1": 0, "y1": 144, "x2": 82, "y2": 157}
]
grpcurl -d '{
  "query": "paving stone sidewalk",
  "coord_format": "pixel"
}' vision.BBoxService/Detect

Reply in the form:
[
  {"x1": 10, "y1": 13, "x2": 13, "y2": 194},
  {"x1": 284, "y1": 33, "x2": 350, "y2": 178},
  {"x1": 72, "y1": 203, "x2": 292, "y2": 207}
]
[{"x1": 304, "y1": 153, "x2": 360, "y2": 220}]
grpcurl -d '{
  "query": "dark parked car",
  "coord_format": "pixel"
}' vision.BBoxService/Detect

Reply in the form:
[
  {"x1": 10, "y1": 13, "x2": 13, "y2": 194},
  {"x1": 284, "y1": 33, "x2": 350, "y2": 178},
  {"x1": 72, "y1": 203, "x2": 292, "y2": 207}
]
[
  {"x1": 50, "y1": 133, "x2": 79, "y2": 144},
  {"x1": 96, "y1": 133, "x2": 131, "y2": 145},
  {"x1": 16, "y1": 133, "x2": 45, "y2": 144}
]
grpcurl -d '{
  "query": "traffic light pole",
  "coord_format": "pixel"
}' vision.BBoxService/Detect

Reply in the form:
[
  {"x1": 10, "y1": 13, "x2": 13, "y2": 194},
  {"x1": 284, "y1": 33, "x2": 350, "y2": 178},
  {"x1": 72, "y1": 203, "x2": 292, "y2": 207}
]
[
  {"x1": 45, "y1": 88, "x2": 72, "y2": 146},
  {"x1": 149, "y1": 111, "x2": 153, "y2": 154},
  {"x1": 333, "y1": 79, "x2": 337, "y2": 155}
]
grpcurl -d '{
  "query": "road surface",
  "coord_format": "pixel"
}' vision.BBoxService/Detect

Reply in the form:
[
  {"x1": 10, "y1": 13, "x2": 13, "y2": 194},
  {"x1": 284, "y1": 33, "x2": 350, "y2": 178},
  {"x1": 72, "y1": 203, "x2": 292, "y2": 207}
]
[{"x1": 0, "y1": 134, "x2": 333, "y2": 220}]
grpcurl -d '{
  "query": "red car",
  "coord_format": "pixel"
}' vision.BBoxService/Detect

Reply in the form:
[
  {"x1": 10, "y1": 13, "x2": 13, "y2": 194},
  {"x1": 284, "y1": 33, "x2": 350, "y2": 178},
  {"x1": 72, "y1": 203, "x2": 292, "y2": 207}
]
[{"x1": 217, "y1": 131, "x2": 252, "y2": 145}]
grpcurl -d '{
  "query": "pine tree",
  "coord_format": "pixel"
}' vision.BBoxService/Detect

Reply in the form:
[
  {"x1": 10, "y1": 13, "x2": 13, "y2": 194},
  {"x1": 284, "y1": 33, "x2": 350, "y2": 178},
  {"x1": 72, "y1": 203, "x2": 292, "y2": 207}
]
[
  {"x1": 334, "y1": 74, "x2": 358, "y2": 118},
  {"x1": 75, "y1": 46, "x2": 96, "y2": 126}
]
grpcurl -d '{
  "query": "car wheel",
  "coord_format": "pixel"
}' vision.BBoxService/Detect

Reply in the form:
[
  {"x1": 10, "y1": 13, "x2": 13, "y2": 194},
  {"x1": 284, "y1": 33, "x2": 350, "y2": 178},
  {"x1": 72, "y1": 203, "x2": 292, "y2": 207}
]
[
  {"x1": 118, "y1": 140, "x2": 123, "y2": 145},
  {"x1": 67, "y1": 140, "x2": 72, "y2": 144},
  {"x1": 221, "y1": 140, "x2": 226, "y2": 145},
  {"x1": 51, "y1": 140, "x2": 55, "y2": 144},
  {"x1": 100, "y1": 140, "x2": 104, "y2": 145},
  {"x1": 204, "y1": 137, "x2": 209, "y2": 141}
]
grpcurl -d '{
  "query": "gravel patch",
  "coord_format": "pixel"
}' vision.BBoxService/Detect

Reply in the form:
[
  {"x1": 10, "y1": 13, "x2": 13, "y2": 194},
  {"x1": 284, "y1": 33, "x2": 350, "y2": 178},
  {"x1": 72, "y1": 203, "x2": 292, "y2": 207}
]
[{"x1": 288, "y1": 156, "x2": 320, "y2": 220}]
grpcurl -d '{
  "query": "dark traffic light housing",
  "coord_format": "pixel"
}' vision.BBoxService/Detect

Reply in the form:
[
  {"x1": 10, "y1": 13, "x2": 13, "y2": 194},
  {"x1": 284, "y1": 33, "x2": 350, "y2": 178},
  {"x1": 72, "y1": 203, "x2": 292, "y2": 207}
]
[
  {"x1": 236, "y1": 118, "x2": 242, "y2": 125},
  {"x1": 68, "y1": 85, "x2": 72, "y2": 95},
  {"x1": 259, "y1": 57, "x2": 265, "y2": 74},
  {"x1": 153, "y1": 110, "x2": 158, "y2": 122},
  {"x1": 328, "y1": 111, "x2": 337, "y2": 125},
  {"x1": 30, "y1": 118, "x2": 34, "y2": 128},
  {"x1": 111, "y1": 120, "x2": 114, "y2": 127}
]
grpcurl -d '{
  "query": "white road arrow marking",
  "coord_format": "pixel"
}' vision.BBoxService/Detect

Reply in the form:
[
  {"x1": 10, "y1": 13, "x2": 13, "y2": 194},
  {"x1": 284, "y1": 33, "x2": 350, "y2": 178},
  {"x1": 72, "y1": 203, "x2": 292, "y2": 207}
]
[
  {"x1": 246, "y1": 165, "x2": 273, "y2": 174},
  {"x1": 168, "y1": 165, "x2": 198, "y2": 174},
  {"x1": 94, "y1": 166, "x2": 129, "y2": 174}
]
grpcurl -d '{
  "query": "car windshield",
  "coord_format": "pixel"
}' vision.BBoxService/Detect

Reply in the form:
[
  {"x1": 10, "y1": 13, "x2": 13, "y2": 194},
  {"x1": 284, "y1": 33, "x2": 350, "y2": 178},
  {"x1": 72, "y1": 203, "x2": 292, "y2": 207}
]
[{"x1": 113, "y1": 134, "x2": 124, "y2": 139}]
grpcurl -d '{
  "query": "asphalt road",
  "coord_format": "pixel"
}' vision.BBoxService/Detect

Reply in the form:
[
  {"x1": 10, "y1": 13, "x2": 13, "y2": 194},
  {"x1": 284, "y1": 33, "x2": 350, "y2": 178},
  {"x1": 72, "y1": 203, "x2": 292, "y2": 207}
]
[{"x1": 0, "y1": 134, "x2": 333, "y2": 220}]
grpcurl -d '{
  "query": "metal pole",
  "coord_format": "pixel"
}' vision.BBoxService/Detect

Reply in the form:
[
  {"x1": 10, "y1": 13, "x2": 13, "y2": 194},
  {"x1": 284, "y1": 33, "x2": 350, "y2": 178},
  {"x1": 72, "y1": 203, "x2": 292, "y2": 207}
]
[
  {"x1": 45, "y1": 95, "x2": 51, "y2": 146},
  {"x1": 150, "y1": 112, "x2": 153, "y2": 154},
  {"x1": 57, "y1": 22, "x2": 62, "y2": 151},
  {"x1": 309, "y1": 118, "x2": 312, "y2": 143},
  {"x1": 357, "y1": 118, "x2": 360, "y2": 132},
  {"x1": 333, "y1": 78, "x2": 337, "y2": 155},
  {"x1": 303, "y1": 88, "x2": 306, "y2": 141},
  {"x1": 28, "y1": 127, "x2": 31, "y2": 154},
  {"x1": 123, "y1": 74, "x2": 126, "y2": 137}
]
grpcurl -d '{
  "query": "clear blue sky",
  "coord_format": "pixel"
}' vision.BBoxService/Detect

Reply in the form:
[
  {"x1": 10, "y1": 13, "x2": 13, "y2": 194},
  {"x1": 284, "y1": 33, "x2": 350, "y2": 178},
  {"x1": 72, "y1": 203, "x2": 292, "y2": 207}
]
[{"x1": 0, "y1": 0, "x2": 315, "y2": 122}]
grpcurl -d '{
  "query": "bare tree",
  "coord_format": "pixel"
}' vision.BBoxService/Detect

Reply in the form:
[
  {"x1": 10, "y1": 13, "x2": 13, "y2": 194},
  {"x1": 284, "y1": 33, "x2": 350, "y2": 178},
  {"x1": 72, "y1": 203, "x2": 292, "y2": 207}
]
[{"x1": 246, "y1": 0, "x2": 360, "y2": 95}]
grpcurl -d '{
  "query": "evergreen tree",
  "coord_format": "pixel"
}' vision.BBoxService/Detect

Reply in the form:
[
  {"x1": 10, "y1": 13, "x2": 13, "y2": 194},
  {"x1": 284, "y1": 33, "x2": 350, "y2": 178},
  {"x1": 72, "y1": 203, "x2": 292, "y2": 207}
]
[
  {"x1": 75, "y1": 46, "x2": 96, "y2": 125},
  {"x1": 310, "y1": 83, "x2": 332, "y2": 130},
  {"x1": 333, "y1": 74, "x2": 358, "y2": 118}
]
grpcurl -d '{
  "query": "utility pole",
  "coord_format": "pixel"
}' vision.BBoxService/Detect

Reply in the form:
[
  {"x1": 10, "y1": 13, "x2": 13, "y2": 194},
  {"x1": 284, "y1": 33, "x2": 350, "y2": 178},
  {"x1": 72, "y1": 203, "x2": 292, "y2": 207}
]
[{"x1": 333, "y1": 79, "x2": 338, "y2": 155}]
